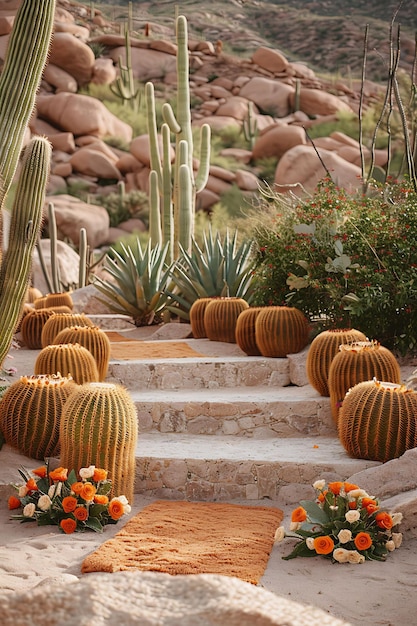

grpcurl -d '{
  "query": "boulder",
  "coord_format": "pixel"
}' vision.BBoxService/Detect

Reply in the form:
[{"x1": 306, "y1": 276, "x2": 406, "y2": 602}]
[
  {"x1": 43, "y1": 64, "x2": 78, "y2": 93},
  {"x1": 36, "y1": 93, "x2": 133, "y2": 143},
  {"x1": 290, "y1": 87, "x2": 354, "y2": 116},
  {"x1": 193, "y1": 116, "x2": 241, "y2": 131},
  {"x1": 215, "y1": 96, "x2": 253, "y2": 121},
  {"x1": 274, "y1": 145, "x2": 362, "y2": 195},
  {"x1": 130, "y1": 134, "x2": 175, "y2": 168},
  {"x1": 32, "y1": 239, "x2": 81, "y2": 295},
  {"x1": 49, "y1": 31, "x2": 95, "y2": 85},
  {"x1": 109, "y1": 46, "x2": 177, "y2": 82},
  {"x1": 239, "y1": 77, "x2": 294, "y2": 118},
  {"x1": 252, "y1": 46, "x2": 289, "y2": 74},
  {"x1": 235, "y1": 169, "x2": 259, "y2": 191},
  {"x1": 252, "y1": 124, "x2": 307, "y2": 160},
  {"x1": 53, "y1": 21, "x2": 90, "y2": 42},
  {"x1": 91, "y1": 58, "x2": 117, "y2": 85},
  {"x1": 48, "y1": 132, "x2": 76, "y2": 153},
  {"x1": 70, "y1": 147, "x2": 122, "y2": 180},
  {"x1": 44, "y1": 194, "x2": 110, "y2": 249},
  {"x1": 0, "y1": 14, "x2": 13, "y2": 35},
  {"x1": 0, "y1": 571, "x2": 352, "y2": 626}
]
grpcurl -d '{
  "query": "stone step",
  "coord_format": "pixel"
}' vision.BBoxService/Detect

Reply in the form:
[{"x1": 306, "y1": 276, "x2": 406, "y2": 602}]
[
  {"x1": 131, "y1": 385, "x2": 336, "y2": 438},
  {"x1": 134, "y1": 433, "x2": 380, "y2": 501}
]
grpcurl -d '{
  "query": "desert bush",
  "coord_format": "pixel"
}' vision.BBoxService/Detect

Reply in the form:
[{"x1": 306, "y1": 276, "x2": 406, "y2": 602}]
[{"x1": 250, "y1": 179, "x2": 417, "y2": 355}]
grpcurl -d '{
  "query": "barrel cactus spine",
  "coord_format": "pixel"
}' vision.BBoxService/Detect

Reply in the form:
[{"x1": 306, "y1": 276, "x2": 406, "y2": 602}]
[
  {"x1": 204, "y1": 297, "x2": 249, "y2": 343},
  {"x1": 41, "y1": 313, "x2": 94, "y2": 348},
  {"x1": 35, "y1": 343, "x2": 100, "y2": 385},
  {"x1": 53, "y1": 325, "x2": 111, "y2": 381},
  {"x1": 0, "y1": 373, "x2": 75, "y2": 460},
  {"x1": 338, "y1": 379, "x2": 417, "y2": 462},
  {"x1": 306, "y1": 328, "x2": 368, "y2": 397},
  {"x1": 59, "y1": 382, "x2": 138, "y2": 503},
  {"x1": 254, "y1": 306, "x2": 310, "y2": 358},
  {"x1": 328, "y1": 340, "x2": 402, "y2": 423},
  {"x1": 189, "y1": 297, "x2": 216, "y2": 338},
  {"x1": 235, "y1": 307, "x2": 263, "y2": 356},
  {"x1": 0, "y1": 0, "x2": 56, "y2": 370},
  {"x1": 20, "y1": 308, "x2": 55, "y2": 349},
  {"x1": 44, "y1": 292, "x2": 74, "y2": 311}
]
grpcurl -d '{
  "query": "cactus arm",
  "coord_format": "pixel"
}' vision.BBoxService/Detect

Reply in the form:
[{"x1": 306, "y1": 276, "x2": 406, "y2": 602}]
[
  {"x1": 145, "y1": 82, "x2": 163, "y2": 186},
  {"x1": 0, "y1": 137, "x2": 52, "y2": 367},
  {"x1": 177, "y1": 164, "x2": 193, "y2": 255},
  {"x1": 161, "y1": 123, "x2": 174, "y2": 261},
  {"x1": 162, "y1": 103, "x2": 181, "y2": 135},
  {"x1": 195, "y1": 124, "x2": 211, "y2": 193},
  {"x1": 78, "y1": 227, "x2": 88, "y2": 289},
  {"x1": 149, "y1": 170, "x2": 162, "y2": 246},
  {"x1": 48, "y1": 202, "x2": 62, "y2": 293},
  {"x1": 0, "y1": 0, "x2": 55, "y2": 212}
]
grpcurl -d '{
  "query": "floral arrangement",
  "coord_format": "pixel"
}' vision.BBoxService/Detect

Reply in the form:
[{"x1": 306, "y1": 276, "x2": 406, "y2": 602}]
[
  {"x1": 275, "y1": 479, "x2": 403, "y2": 563},
  {"x1": 8, "y1": 463, "x2": 131, "y2": 534}
]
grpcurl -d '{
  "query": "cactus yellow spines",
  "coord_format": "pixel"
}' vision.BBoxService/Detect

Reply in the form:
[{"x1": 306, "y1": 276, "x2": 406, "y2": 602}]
[
  {"x1": 0, "y1": 373, "x2": 75, "y2": 459},
  {"x1": 189, "y1": 297, "x2": 215, "y2": 338},
  {"x1": 20, "y1": 308, "x2": 55, "y2": 349},
  {"x1": 35, "y1": 343, "x2": 100, "y2": 384},
  {"x1": 338, "y1": 379, "x2": 417, "y2": 462},
  {"x1": 235, "y1": 307, "x2": 263, "y2": 356},
  {"x1": 306, "y1": 328, "x2": 367, "y2": 397},
  {"x1": 204, "y1": 297, "x2": 249, "y2": 343},
  {"x1": 41, "y1": 313, "x2": 94, "y2": 348},
  {"x1": 59, "y1": 382, "x2": 138, "y2": 503},
  {"x1": 328, "y1": 341, "x2": 402, "y2": 423},
  {"x1": 26, "y1": 287, "x2": 43, "y2": 303},
  {"x1": 44, "y1": 305, "x2": 73, "y2": 315},
  {"x1": 34, "y1": 296, "x2": 48, "y2": 310},
  {"x1": 45, "y1": 292, "x2": 73, "y2": 310},
  {"x1": 53, "y1": 325, "x2": 111, "y2": 381},
  {"x1": 254, "y1": 306, "x2": 310, "y2": 358}
]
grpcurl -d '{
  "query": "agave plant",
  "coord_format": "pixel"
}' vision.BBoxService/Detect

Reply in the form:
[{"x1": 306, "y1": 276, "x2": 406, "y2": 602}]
[
  {"x1": 93, "y1": 239, "x2": 171, "y2": 326},
  {"x1": 165, "y1": 228, "x2": 255, "y2": 319}
]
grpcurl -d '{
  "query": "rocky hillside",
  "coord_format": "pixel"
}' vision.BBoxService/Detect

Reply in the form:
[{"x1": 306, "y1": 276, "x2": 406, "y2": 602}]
[{"x1": 96, "y1": 0, "x2": 416, "y2": 82}]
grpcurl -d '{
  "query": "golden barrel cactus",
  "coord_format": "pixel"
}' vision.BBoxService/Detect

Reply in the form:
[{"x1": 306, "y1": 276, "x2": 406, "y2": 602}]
[
  {"x1": 255, "y1": 306, "x2": 309, "y2": 358},
  {"x1": 306, "y1": 328, "x2": 367, "y2": 397},
  {"x1": 338, "y1": 379, "x2": 417, "y2": 462},
  {"x1": 41, "y1": 313, "x2": 94, "y2": 348},
  {"x1": 59, "y1": 382, "x2": 138, "y2": 503},
  {"x1": 20, "y1": 308, "x2": 55, "y2": 349},
  {"x1": 35, "y1": 343, "x2": 100, "y2": 384},
  {"x1": 0, "y1": 374, "x2": 75, "y2": 459},
  {"x1": 204, "y1": 297, "x2": 249, "y2": 343},
  {"x1": 189, "y1": 297, "x2": 215, "y2": 339},
  {"x1": 53, "y1": 325, "x2": 111, "y2": 381},
  {"x1": 235, "y1": 307, "x2": 263, "y2": 356},
  {"x1": 328, "y1": 341, "x2": 401, "y2": 423},
  {"x1": 45, "y1": 292, "x2": 73, "y2": 310}
]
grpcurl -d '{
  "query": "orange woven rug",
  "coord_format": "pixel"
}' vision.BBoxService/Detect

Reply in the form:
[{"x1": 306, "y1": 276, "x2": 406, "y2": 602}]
[
  {"x1": 81, "y1": 500, "x2": 283, "y2": 584},
  {"x1": 108, "y1": 338, "x2": 204, "y2": 360}
]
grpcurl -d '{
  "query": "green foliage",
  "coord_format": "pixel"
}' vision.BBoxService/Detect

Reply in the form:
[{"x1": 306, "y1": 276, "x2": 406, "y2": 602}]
[
  {"x1": 251, "y1": 180, "x2": 417, "y2": 355},
  {"x1": 93, "y1": 188, "x2": 149, "y2": 227},
  {"x1": 93, "y1": 239, "x2": 171, "y2": 326},
  {"x1": 165, "y1": 228, "x2": 255, "y2": 318}
]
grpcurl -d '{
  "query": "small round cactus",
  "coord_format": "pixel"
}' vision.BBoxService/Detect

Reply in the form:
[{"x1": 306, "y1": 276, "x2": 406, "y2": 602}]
[
  {"x1": 204, "y1": 297, "x2": 249, "y2": 343},
  {"x1": 35, "y1": 343, "x2": 100, "y2": 384},
  {"x1": 41, "y1": 313, "x2": 94, "y2": 348},
  {"x1": 189, "y1": 297, "x2": 215, "y2": 339},
  {"x1": 20, "y1": 308, "x2": 55, "y2": 349},
  {"x1": 53, "y1": 325, "x2": 111, "y2": 381},
  {"x1": 255, "y1": 306, "x2": 309, "y2": 358},
  {"x1": 235, "y1": 307, "x2": 263, "y2": 356},
  {"x1": 45, "y1": 292, "x2": 73, "y2": 310}
]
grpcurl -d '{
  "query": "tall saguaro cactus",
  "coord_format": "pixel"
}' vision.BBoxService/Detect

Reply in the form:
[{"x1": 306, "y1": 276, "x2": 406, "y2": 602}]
[
  {"x1": 0, "y1": 0, "x2": 56, "y2": 369},
  {"x1": 146, "y1": 15, "x2": 211, "y2": 262}
]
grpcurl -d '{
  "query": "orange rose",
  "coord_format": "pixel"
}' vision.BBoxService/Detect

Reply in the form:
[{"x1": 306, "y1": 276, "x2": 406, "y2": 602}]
[
  {"x1": 354, "y1": 532, "x2": 372, "y2": 551},
  {"x1": 26, "y1": 478, "x2": 38, "y2": 492},
  {"x1": 313, "y1": 535, "x2": 334, "y2": 555},
  {"x1": 328, "y1": 482, "x2": 343, "y2": 495},
  {"x1": 49, "y1": 467, "x2": 68, "y2": 482},
  {"x1": 62, "y1": 496, "x2": 78, "y2": 513},
  {"x1": 291, "y1": 506, "x2": 307, "y2": 523},
  {"x1": 348, "y1": 501, "x2": 358, "y2": 509},
  {"x1": 94, "y1": 494, "x2": 109, "y2": 506},
  {"x1": 74, "y1": 506, "x2": 88, "y2": 522},
  {"x1": 32, "y1": 466, "x2": 47, "y2": 478},
  {"x1": 343, "y1": 482, "x2": 359, "y2": 492},
  {"x1": 375, "y1": 512, "x2": 393, "y2": 530},
  {"x1": 93, "y1": 468, "x2": 108, "y2": 482},
  {"x1": 366, "y1": 503, "x2": 379, "y2": 515},
  {"x1": 317, "y1": 490, "x2": 328, "y2": 503},
  {"x1": 361, "y1": 497, "x2": 377, "y2": 508},
  {"x1": 60, "y1": 518, "x2": 77, "y2": 534},
  {"x1": 8, "y1": 495, "x2": 21, "y2": 510},
  {"x1": 108, "y1": 499, "x2": 124, "y2": 520},
  {"x1": 71, "y1": 481, "x2": 84, "y2": 495},
  {"x1": 79, "y1": 482, "x2": 97, "y2": 502}
]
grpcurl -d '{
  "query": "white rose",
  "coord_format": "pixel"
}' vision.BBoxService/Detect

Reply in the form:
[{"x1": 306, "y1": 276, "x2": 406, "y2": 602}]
[
  {"x1": 347, "y1": 489, "x2": 369, "y2": 499},
  {"x1": 306, "y1": 537, "x2": 315, "y2": 550},
  {"x1": 79, "y1": 465, "x2": 95, "y2": 479},
  {"x1": 333, "y1": 548, "x2": 349, "y2": 563},
  {"x1": 290, "y1": 521, "x2": 301, "y2": 532},
  {"x1": 392, "y1": 532, "x2": 403, "y2": 549},
  {"x1": 23, "y1": 503, "x2": 36, "y2": 518},
  {"x1": 345, "y1": 510, "x2": 360, "y2": 523},
  {"x1": 391, "y1": 513, "x2": 403, "y2": 527},
  {"x1": 18, "y1": 486, "x2": 28, "y2": 498},
  {"x1": 37, "y1": 495, "x2": 52, "y2": 511},
  {"x1": 337, "y1": 529, "x2": 352, "y2": 544},
  {"x1": 110, "y1": 496, "x2": 131, "y2": 515},
  {"x1": 347, "y1": 550, "x2": 365, "y2": 564},
  {"x1": 274, "y1": 526, "x2": 286, "y2": 543},
  {"x1": 313, "y1": 480, "x2": 326, "y2": 490},
  {"x1": 48, "y1": 482, "x2": 62, "y2": 498},
  {"x1": 386, "y1": 540, "x2": 395, "y2": 552}
]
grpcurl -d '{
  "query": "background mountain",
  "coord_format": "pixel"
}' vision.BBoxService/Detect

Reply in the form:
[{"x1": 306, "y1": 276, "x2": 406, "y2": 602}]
[{"x1": 95, "y1": 0, "x2": 416, "y2": 82}]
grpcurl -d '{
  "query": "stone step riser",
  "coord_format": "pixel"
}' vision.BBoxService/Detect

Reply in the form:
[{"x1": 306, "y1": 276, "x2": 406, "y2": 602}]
[
  {"x1": 134, "y1": 397, "x2": 336, "y2": 438},
  {"x1": 107, "y1": 357, "x2": 291, "y2": 390}
]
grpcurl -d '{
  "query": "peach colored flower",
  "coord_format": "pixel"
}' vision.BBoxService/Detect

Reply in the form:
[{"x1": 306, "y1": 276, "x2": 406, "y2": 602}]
[
  {"x1": 79, "y1": 465, "x2": 95, "y2": 480},
  {"x1": 93, "y1": 468, "x2": 108, "y2": 482},
  {"x1": 313, "y1": 535, "x2": 334, "y2": 555},
  {"x1": 37, "y1": 495, "x2": 52, "y2": 511},
  {"x1": 345, "y1": 510, "x2": 360, "y2": 523},
  {"x1": 70, "y1": 482, "x2": 84, "y2": 495},
  {"x1": 93, "y1": 494, "x2": 109, "y2": 506},
  {"x1": 79, "y1": 482, "x2": 97, "y2": 502},
  {"x1": 333, "y1": 548, "x2": 349, "y2": 563},
  {"x1": 60, "y1": 518, "x2": 77, "y2": 534},
  {"x1": 347, "y1": 550, "x2": 365, "y2": 564},
  {"x1": 291, "y1": 506, "x2": 307, "y2": 523},
  {"x1": 62, "y1": 496, "x2": 78, "y2": 513},
  {"x1": 108, "y1": 499, "x2": 125, "y2": 520},
  {"x1": 49, "y1": 467, "x2": 68, "y2": 482},
  {"x1": 337, "y1": 529, "x2": 352, "y2": 544},
  {"x1": 23, "y1": 503, "x2": 36, "y2": 517}
]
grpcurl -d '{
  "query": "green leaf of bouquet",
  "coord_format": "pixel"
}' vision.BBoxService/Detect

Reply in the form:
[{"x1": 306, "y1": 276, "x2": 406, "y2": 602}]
[
  {"x1": 84, "y1": 517, "x2": 104, "y2": 533},
  {"x1": 98, "y1": 482, "x2": 112, "y2": 496},
  {"x1": 67, "y1": 469, "x2": 78, "y2": 485},
  {"x1": 282, "y1": 540, "x2": 318, "y2": 560},
  {"x1": 300, "y1": 500, "x2": 330, "y2": 524},
  {"x1": 89, "y1": 503, "x2": 108, "y2": 517}
]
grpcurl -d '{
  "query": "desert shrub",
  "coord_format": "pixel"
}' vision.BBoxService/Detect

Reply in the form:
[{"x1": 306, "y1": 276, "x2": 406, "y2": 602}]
[{"x1": 250, "y1": 179, "x2": 417, "y2": 355}]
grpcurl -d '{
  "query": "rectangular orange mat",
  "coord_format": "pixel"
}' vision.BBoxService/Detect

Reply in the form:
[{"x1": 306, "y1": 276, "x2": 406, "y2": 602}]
[
  {"x1": 109, "y1": 340, "x2": 204, "y2": 360},
  {"x1": 81, "y1": 500, "x2": 283, "y2": 584}
]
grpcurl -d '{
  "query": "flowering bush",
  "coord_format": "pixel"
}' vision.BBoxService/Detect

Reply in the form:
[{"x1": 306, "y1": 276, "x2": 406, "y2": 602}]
[
  {"x1": 8, "y1": 463, "x2": 131, "y2": 534},
  {"x1": 251, "y1": 180, "x2": 417, "y2": 354},
  {"x1": 275, "y1": 479, "x2": 403, "y2": 563}
]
